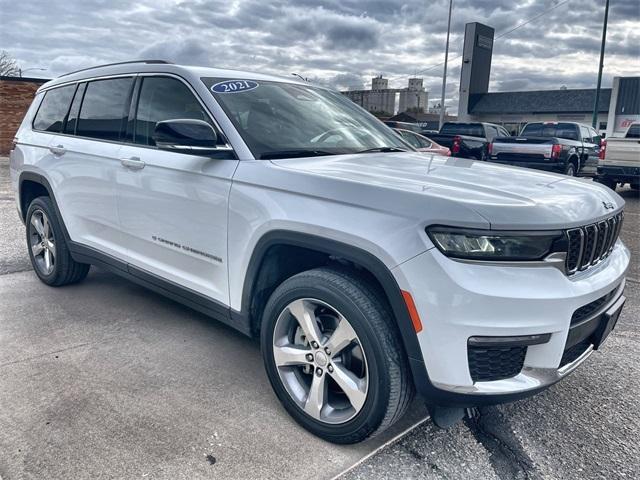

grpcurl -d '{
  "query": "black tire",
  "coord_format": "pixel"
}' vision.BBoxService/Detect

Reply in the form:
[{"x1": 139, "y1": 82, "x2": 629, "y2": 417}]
[
  {"x1": 26, "y1": 196, "x2": 90, "y2": 286},
  {"x1": 260, "y1": 267, "x2": 414, "y2": 444},
  {"x1": 564, "y1": 161, "x2": 577, "y2": 176}
]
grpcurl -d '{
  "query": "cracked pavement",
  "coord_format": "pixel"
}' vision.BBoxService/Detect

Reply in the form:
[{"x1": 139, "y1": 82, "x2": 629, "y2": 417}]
[{"x1": 1, "y1": 157, "x2": 639, "y2": 479}]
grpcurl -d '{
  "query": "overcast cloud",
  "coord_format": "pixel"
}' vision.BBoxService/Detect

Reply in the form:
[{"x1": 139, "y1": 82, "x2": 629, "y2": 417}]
[{"x1": 1, "y1": 0, "x2": 638, "y2": 113}]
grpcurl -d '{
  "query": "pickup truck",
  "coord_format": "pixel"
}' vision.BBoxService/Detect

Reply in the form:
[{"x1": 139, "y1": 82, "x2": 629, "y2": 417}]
[
  {"x1": 489, "y1": 122, "x2": 601, "y2": 177},
  {"x1": 429, "y1": 122, "x2": 510, "y2": 160},
  {"x1": 597, "y1": 122, "x2": 640, "y2": 190}
]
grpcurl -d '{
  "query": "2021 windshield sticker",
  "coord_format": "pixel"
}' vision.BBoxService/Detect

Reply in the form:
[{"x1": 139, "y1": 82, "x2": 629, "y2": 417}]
[{"x1": 211, "y1": 80, "x2": 259, "y2": 93}]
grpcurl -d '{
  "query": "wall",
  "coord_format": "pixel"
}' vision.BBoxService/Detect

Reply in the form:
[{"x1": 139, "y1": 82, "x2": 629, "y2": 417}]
[{"x1": 0, "y1": 77, "x2": 47, "y2": 155}]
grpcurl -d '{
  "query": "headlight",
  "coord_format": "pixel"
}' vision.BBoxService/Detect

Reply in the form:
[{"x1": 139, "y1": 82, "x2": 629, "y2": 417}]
[{"x1": 426, "y1": 226, "x2": 565, "y2": 261}]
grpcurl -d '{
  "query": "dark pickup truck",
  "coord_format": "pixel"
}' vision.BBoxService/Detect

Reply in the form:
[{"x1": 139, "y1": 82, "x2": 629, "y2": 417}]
[
  {"x1": 429, "y1": 122, "x2": 510, "y2": 160},
  {"x1": 489, "y1": 122, "x2": 601, "y2": 177}
]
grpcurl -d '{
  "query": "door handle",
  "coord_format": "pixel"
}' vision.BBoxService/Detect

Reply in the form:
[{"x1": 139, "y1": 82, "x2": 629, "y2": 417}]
[
  {"x1": 120, "y1": 157, "x2": 146, "y2": 170},
  {"x1": 49, "y1": 144, "x2": 66, "y2": 156}
]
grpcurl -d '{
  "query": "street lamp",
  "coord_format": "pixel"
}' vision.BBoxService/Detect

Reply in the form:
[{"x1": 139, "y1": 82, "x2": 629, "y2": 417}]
[
  {"x1": 439, "y1": 0, "x2": 453, "y2": 129},
  {"x1": 18, "y1": 67, "x2": 47, "y2": 77}
]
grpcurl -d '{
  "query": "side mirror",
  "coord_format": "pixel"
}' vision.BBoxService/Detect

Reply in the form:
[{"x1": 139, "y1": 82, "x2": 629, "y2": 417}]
[{"x1": 152, "y1": 119, "x2": 219, "y2": 153}]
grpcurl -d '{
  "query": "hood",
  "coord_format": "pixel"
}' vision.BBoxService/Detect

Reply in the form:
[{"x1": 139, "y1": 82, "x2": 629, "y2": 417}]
[{"x1": 271, "y1": 152, "x2": 624, "y2": 229}]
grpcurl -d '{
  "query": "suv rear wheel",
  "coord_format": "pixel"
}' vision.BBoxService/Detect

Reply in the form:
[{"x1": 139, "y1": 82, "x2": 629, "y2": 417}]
[
  {"x1": 26, "y1": 196, "x2": 90, "y2": 286},
  {"x1": 261, "y1": 267, "x2": 413, "y2": 444}
]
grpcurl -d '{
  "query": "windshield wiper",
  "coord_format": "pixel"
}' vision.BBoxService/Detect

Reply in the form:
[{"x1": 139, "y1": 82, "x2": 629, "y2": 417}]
[
  {"x1": 260, "y1": 149, "x2": 338, "y2": 160},
  {"x1": 356, "y1": 147, "x2": 408, "y2": 154}
]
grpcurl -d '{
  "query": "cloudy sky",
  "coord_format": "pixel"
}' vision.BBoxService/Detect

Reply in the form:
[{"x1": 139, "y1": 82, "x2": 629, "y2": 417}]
[{"x1": 1, "y1": 0, "x2": 638, "y2": 112}]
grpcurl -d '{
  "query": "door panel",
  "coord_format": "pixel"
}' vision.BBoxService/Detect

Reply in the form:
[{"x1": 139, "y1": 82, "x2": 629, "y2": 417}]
[
  {"x1": 49, "y1": 135, "x2": 124, "y2": 256},
  {"x1": 116, "y1": 147, "x2": 237, "y2": 303}
]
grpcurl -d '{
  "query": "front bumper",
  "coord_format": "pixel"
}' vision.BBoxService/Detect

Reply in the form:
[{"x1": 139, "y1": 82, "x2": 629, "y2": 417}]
[{"x1": 393, "y1": 240, "x2": 630, "y2": 404}]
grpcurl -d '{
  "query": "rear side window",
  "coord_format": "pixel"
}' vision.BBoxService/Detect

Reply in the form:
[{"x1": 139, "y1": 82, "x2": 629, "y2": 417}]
[
  {"x1": 33, "y1": 85, "x2": 76, "y2": 132},
  {"x1": 626, "y1": 124, "x2": 640, "y2": 138},
  {"x1": 76, "y1": 77, "x2": 133, "y2": 141},
  {"x1": 64, "y1": 83, "x2": 86, "y2": 134},
  {"x1": 134, "y1": 76, "x2": 217, "y2": 146}
]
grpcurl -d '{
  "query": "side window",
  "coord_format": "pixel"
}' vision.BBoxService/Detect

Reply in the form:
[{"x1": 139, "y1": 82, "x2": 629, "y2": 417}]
[
  {"x1": 485, "y1": 125, "x2": 498, "y2": 141},
  {"x1": 498, "y1": 127, "x2": 510, "y2": 137},
  {"x1": 590, "y1": 128, "x2": 601, "y2": 145},
  {"x1": 580, "y1": 126, "x2": 592, "y2": 143},
  {"x1": 627, "y1": 124, "x2": 640, "y2": 138},
  {"x1": 401, "y1": 131, "x2": 421, "y2": 149},
  {"x1": 418, "y1": 136, "x2": 432, "y2": 149},
  {"x1": 76, "y1": 77, "x2": 134, "y2": 141},
  {"x1": 64, "y1": 83, "x2": 86, "y2": 135},
  {"x1": 32, "y1": 85, "x2": 76, "y2": 133},
  {"x1": 134, "y1": 76, "x2": 218, "y2": 146}
]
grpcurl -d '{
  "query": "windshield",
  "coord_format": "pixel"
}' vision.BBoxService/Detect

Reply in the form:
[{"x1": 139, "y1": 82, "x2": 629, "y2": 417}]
[
  {"x1": 520, "y1": 123, "x2": 579, "y2": 140},
  {"x1": 203, "y1": 78, "x2": 411, "y2": 159}
]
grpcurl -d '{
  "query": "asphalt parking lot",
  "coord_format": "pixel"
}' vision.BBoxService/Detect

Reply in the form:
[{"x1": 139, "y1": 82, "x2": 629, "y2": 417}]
[{"x1": 0, "y1": 156, "x2": 638, "y2": 480}]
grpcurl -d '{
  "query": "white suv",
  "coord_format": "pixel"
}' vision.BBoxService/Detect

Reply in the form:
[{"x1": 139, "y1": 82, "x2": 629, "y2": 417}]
[{"x1": 10, "y1": 61, "x2": 630, "y2": 443}]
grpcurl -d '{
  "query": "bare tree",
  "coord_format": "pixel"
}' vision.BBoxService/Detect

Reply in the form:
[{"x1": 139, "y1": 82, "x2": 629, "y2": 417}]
[{"x1": 0, "y1": 50, "x2": 20, "y2": 76}]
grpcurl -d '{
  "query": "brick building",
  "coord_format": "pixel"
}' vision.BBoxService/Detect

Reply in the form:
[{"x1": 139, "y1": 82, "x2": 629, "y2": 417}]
[{"x1": 0, "y1": 76, "x2": 49, "y2": 155}]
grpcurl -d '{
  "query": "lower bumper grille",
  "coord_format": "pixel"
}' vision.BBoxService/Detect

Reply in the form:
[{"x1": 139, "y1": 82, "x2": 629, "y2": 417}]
[
  {"x1": 468, "y1": 345, "x2": 527, "y2": 382},
  {"x1": 559, "y1": 339, "x2": 591, "y2": 368}
]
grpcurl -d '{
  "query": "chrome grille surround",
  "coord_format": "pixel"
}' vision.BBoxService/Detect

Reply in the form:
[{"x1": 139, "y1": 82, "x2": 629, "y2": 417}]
[{"x1": 566, "y1": 212, "x2": 624, "y2": 275}]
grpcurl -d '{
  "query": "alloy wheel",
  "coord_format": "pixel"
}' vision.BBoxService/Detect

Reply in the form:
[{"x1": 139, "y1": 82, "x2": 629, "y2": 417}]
[
  {"x1": 272, "y1": 298, "x2": 369, "y2": 424},
  {"x1": 29, "y1": 209, "x2": 56, "y2": 275}
]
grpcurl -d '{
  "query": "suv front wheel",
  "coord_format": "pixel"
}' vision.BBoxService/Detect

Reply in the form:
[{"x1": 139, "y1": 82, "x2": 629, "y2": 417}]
[
  {"x1": 26, "y1": 196, "x2": 90, "y2": 286},
  {"x1": 261, "y1": 267, "x2": 413, "y2": 444}
]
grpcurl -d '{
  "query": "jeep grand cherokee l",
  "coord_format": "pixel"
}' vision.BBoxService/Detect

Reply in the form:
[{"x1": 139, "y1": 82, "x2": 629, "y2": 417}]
[{"x1": 10, "y1": 60, "x2": 629, "y2": 444}]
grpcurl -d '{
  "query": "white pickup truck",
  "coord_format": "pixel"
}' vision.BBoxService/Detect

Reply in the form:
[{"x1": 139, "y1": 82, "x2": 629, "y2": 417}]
[{"x1": 598, "y1": 122, "x2": 640, "y2": 190}]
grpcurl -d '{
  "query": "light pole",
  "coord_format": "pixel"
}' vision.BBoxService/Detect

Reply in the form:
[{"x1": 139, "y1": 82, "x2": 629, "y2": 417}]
[
  {"x1": 439, "y1": 0, "x2": 453, "y2": 129},
  {"x1": 19, "y1": 67, "x2": 46, "y2": 77},
  {"x1": 592, "y1": 0, "x2": 609, "y2": 129}
]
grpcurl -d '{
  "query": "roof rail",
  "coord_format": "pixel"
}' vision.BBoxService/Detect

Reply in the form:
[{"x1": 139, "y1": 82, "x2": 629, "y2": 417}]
[{"x1": 58, "y1": 59, "x2": 173, "y2": 78}]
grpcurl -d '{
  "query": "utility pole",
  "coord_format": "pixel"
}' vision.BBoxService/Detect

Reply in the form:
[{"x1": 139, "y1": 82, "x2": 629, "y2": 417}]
[
  {"x1": 592, "y1": 0, "x2": 609, "y2": 129},
  {"x1": 439, "y1": 0, "x2": 453, "y2": 129}
]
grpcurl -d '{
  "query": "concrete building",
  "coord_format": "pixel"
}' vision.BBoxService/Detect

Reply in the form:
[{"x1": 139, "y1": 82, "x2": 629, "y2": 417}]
[
  {"x1": 0, "y1": 76, "x2": 49, "y2": 155},
  {"x1": 342, "y1": 76, "x2": 396, "y2": 115},
  {"x1": 457, "y1": 22, "x2": 639, "y2": 137},
  {"x1": 342, "y1": 77, "x2": 429, "y2": 116},
  {"x1": 398, "y1": 78, "x2": 428, "y2": 113}
]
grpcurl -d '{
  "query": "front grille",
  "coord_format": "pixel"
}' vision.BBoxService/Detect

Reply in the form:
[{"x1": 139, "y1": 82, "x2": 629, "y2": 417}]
[
  {"x1": 566, "y1": 212, "x2": 623, "y2": 274},
  {"x1": 559, "y1": 339, "x2": 591, "y2": 368},
  {"x1": 571, "y1": 288, "x2": 618, "y2": 325},
  {"x1": 468, "y1": 345, "x2": 527, "y2": 382}
]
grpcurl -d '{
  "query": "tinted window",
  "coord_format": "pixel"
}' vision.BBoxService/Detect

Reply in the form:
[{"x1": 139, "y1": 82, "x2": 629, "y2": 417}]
[
  {"x1": 626, "y1": 124, "x2": 640, "y2": 138},
  {"x1": 134, "y1": 77, "x2": 217, "y2": 146},
  {"x1": 399, "y1": 130, "x2": 421, "y2": 148},
  {"x1": 520, "y1": 123, "x2": 579, "y2": 140},
  {"x1": 33, "y1": 85, "x2": 76, "y2": 132},
  {"x1": 580, "y1": 126, "x2": 592, "y2": 143},
  {"x1": 440, "y1": 123, "x2": 484, "y2": 137},
  {"x1": 64, "y1": 83, "x2": 86, "y2": 134},
  {"x1": 76, "y1": 77, "x2": 133, "y2": 141}
]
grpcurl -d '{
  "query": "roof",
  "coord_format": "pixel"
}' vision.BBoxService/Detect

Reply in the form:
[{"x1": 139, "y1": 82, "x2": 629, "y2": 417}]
[
  {"x1": 469, "y1": 88, "x2": 612, "y2": 115},
  {"x1": 39, "y1": 60, "x2": 307, "y2": 92}
]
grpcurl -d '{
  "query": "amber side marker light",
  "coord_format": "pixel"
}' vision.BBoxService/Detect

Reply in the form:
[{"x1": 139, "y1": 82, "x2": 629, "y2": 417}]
[{"x1": 401, "y1": 290, "x2": 423, "y2": 333}]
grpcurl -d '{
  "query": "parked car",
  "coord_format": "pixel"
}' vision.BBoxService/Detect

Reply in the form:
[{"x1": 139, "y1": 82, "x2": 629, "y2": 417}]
[
  {"x1": 597, "y1": 122, "x2": 640, "y2": 190},
  {"x1": 394, "y1": 128, "x2": 451, "y2": 156},
  {"x1": 10, "y1": 61, "x2": 629, "y2": 444},
  {"x1": 489, "y1": 122, "x2": 601, "y2": 177},
  {"x1": 383, "y1": 120, "x2": 422, "y2": 133},
  {"x1": 429, "y1": 122, "x2": 510, "y2": 160}
]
